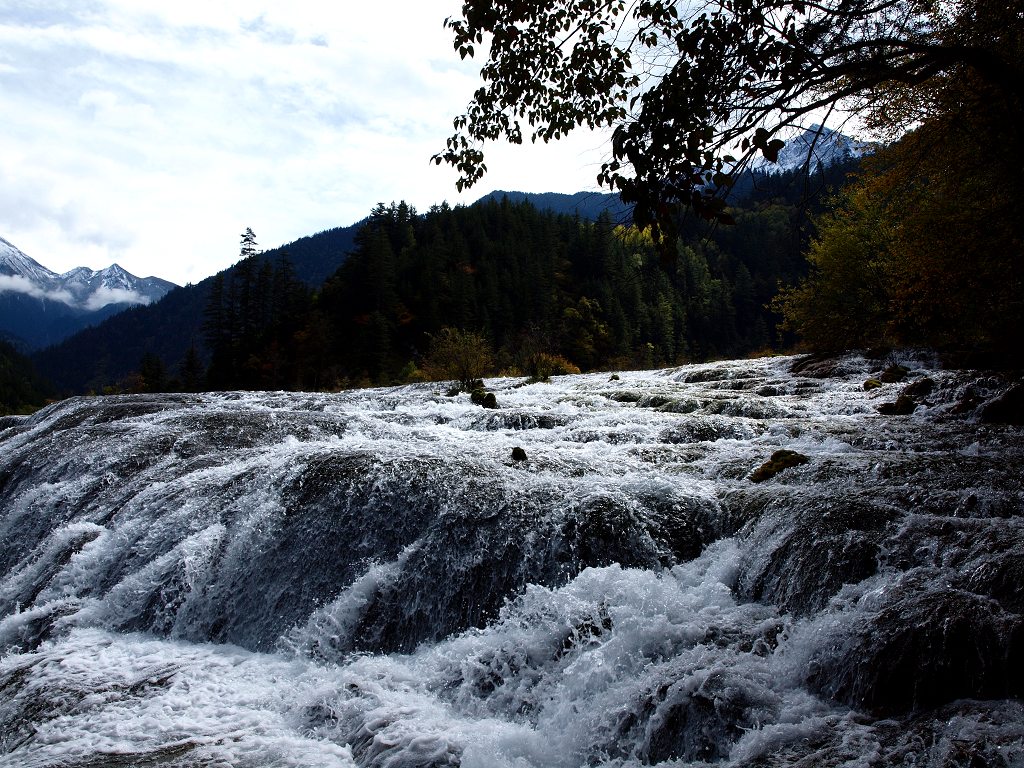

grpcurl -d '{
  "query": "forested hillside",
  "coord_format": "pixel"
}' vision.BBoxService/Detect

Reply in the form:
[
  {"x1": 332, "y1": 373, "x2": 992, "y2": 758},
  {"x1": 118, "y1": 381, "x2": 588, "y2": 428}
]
[
  {"x1": 33, "y1": 161, "x2": 855, "y2": 394},
  {"x1": 32, "y1": 222, "x2": 361, "y2": 393},
  {"x1": 196, "y1": 163, "x2": 853, "y2": 391},
  {"x1": 0, "y1": 339, "x2": 52, "y2": 414}
]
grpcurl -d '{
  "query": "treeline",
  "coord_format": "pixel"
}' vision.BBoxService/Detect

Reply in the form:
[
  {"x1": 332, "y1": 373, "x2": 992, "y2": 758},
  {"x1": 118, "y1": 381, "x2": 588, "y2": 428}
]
[
  {"x1": 775, "y1": 2, "x2": 1023, "y2": 361},
  {"x1": 32, "y1": 160, "x2": 856, "y2": 397},
  {"x1": 0, "y1": 339, "x2": 52, "y2": 415},
  {"x1": 191, "y1": 186, "x2": 831, "y2": 391}
]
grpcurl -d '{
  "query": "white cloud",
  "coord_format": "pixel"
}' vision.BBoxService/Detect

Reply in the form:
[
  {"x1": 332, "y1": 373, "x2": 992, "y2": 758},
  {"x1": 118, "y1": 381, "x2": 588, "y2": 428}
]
[
  {"x1": 83, "y1": 286, "x2": 151, "y2": 310},
  {"x1": 0, "y1": 274, "x2": 77, "y2": 306},
  {"x1": 0, "y1": 2, "x2": 612, "y2": 286}
]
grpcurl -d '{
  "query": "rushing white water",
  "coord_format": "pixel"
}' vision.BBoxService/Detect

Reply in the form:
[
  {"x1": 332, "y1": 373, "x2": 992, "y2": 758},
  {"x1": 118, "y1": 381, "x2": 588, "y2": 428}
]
[{"x1": 1, "y1": 353, "x2": 1022, "y2": 767}]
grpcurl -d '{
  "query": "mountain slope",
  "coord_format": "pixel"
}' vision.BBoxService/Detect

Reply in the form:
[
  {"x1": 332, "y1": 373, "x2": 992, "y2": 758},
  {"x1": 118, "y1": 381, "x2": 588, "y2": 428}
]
[
  {"x1": 474, "y1": 190, "x2": 633, "y2": 222},
  {"x1": 33, "y1": 223, "x2": 362, "y2": 392},
  {"x1": 749, "y1": 124, "x2": 872, "y2": 174},
  {"x1": 0, "y1": 236, "x2": 176, "y2": 350}
]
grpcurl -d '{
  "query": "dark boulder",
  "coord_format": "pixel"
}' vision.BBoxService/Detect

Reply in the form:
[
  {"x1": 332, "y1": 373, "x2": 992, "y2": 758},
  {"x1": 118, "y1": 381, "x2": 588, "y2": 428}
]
[
  {"x1": 807, "y1": 581, "x2": 1024, "y2": 715},
  {"x1": 877, "y1": 395, "x2": 916, "y2": 415},
  {"x1": 790, "y1": 354, "x2": 844, "y2": 379},
  {"x1": 901, "y1": 376, "x2": 935, "y2": 399},
  {"x1": 470, "y1": 389, "x2": 498, "y2": 409},
  {"x1": 879, "y1": 365, "x2": 910, "y2": 383},
  {"x1": 980, "y1": 383, "x2": 1024, "y2": 425}
]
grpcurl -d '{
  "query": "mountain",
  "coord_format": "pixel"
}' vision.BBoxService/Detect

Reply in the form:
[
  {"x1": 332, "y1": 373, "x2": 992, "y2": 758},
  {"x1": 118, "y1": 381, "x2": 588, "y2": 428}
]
[
  {"x1": 474, "y1": 190, "x2": 633, "y2": 222},
  {"x1": 33, "y1": 222, "x2": 363, "y2": 393},
  {"x1": 750, "y1": 124, "x2": 872, "y2": 174},
  {"x1": 272, "y1": 221, "x2": 363, "y2": 287},
  {"x1": 479, "y1": 129, "x2": 868, "y2": 218},
  {"x1": 0, "y1": 236, "x2": 176, "y2": 350}
]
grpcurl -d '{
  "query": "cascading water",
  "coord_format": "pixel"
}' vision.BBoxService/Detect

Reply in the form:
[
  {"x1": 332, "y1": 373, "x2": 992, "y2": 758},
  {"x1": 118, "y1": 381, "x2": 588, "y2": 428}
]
[{"x1": 1, "y1": 353, "x2": 1022, "y2": 767}]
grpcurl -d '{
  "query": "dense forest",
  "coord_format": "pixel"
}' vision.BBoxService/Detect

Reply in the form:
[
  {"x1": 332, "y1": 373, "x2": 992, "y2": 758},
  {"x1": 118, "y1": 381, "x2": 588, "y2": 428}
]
[
  {"x1": 30, "y1": 221, "x2": 362, "y2": 395},
  {"x1": 0, "y1": 340, "x2": 52, "y2": 415},
  {"x1": 190, "y1": 164, "x2": 852, "y2": 391}
]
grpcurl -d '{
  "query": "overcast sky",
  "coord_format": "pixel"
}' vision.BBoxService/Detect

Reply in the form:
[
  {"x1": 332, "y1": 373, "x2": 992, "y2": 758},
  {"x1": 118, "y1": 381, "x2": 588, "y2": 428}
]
[{"x1": 0, "y1": 1, "x2": 609, "y2": 286}]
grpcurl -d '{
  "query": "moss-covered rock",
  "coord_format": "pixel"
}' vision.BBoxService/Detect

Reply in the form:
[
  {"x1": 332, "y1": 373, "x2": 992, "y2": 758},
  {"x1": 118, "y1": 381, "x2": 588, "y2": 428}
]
[
  {"x1": 863, "y1": 378, "x2": 883, "y2": 391},
  {"x1": 750, "y1": 450, "x2": 809, "y2": 483}
]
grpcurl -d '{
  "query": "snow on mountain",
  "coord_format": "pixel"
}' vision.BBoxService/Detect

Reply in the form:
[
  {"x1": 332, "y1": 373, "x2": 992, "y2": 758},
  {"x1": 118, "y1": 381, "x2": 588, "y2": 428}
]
[
  {"x1": 0, "y1": 235, "x2": 177, "y2": 349},
  {"x1": 0, "y1": 236, "x2": 175, "y2": 311},
  {"x1": 750, "y1": 124, "x2": 872, "y2": 174},
  {"x1": 0, "y1": 236, "x2": 61, "y2": 287}
]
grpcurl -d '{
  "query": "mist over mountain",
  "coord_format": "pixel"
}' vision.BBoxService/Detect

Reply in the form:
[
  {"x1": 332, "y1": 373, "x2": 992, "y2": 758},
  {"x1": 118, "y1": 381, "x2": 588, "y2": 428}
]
[{"x1": 0, "y1": 236, "x2": 176, "y2": 350}]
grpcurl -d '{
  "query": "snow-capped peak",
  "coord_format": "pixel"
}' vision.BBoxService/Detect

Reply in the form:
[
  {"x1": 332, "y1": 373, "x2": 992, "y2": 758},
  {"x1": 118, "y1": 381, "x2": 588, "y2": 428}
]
[
  {"x1": 0, "y1": 236, "x2": 60, "y2": 286},
  {"x1": 0, "y1": 235, "x2": 176, "y2": 314},
  {"x1": 751, "y1": 124, "x2": 872, "y2": 174}
]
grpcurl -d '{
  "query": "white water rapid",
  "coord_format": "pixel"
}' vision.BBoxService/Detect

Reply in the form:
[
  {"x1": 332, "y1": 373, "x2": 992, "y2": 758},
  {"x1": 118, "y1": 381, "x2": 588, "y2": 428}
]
[{"x1": 1, "y1": 353, "x2": 1022, "y2": 767}]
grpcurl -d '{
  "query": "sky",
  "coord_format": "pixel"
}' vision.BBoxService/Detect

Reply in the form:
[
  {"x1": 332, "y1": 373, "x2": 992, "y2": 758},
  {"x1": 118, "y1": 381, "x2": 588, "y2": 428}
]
[{"x1": 0, "y1": 1, "x2": 610, "y2": 286}]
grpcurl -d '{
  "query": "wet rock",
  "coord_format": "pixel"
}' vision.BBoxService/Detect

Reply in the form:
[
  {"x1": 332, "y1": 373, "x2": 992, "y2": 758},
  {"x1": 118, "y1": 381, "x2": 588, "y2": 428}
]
[
  {"x1": 807, "y1": 582, "x2": 1024, "y2": 715},
  {"x1": 736, "y1": 498, "x2": 897, "y2": 615},
  {"x1": 901, "y1": 376, "x2": 935, "y2": 399},
  {"x1": 877, "y1": 395, "x2": 916, "y2": 415},
  {"x1": 750, "y1": 450, "x2": 809, "y2": 483},
  {"x1": 606, "y1": 391, "x2": 641, "y2": 403},
  {"x1": 863, "y1": 378, "x2": 883, "y2": 391},
  {"x1": 879, "y1": 364, "x2": 910, "y2": 383},
  {"x1": 980, "y1": 383, "x2": 1024, "y2": 425},
  {"x1": 638, "y1": 393, "x2": 675, "y2": 408},
  {"x1": 511, "y1": 447, "x2": 527, "y2": 462},
  {"x1": 470, "y1": 389, "x2": 498, "y2": 409},
  {"x1": 608, "y1": 373, "x2": 620, "y2": 381},
  {"x1": 951, "y1": 384, "x2": 986, "y2": 415},
  {"x1": 638, "y1": 672, "x2": 766, "y2": 764},
  {"x1": 790, "y1": 353, "x2": 844, "y2": 379}
]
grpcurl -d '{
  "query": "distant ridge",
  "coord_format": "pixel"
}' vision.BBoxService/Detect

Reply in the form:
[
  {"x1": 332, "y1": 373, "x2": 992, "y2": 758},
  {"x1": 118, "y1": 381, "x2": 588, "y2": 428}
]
[
  {"x1": 0, "y1": 236, "x2": 176, "y2": 350},
  {"x1": 33, "y1": 222, "x2": 364, "y2": 392},
  {"x1": 749, "y1": 124, "x2": 872, "y2": 174},
  {"x1": 475, "y1": 190, "x2": 633, "y2": 223}
]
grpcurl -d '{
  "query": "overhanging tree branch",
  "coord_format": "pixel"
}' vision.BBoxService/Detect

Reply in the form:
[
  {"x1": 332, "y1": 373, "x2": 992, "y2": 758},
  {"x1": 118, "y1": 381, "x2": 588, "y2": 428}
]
[{"x1": 436, "y1": 0, "x2": 1023, "y2": 239}]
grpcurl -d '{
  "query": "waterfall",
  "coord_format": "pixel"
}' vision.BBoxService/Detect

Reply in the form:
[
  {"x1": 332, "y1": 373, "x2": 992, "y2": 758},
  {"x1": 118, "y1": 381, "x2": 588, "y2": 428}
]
[{"x1": 1, "y1": 353, "x2": 1022, "y2": 766}]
